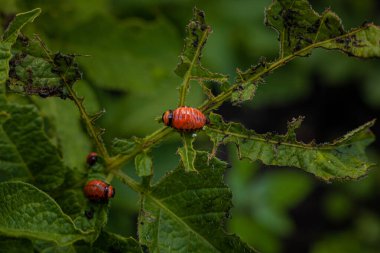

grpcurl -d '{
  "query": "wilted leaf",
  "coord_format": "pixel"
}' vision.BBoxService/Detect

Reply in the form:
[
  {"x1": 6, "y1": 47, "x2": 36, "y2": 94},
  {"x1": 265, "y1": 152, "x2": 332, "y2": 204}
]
[
  {"x1": 138, "y1": 151, "x2": 256, "y2": 253},
  {"x1": 0, "y1": 181, "x2": 88, "y2": 245},
  {"x1": 205, "y1": 113, "x2": 375, "y2": 182}
]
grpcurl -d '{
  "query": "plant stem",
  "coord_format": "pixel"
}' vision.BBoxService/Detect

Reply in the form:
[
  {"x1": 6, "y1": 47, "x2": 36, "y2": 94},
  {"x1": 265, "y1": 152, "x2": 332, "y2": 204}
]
[
  {"x1": 107, "y1": 126, "x2": 173, "y2": 172},
  {"x1": 34, "y1": 35, "x2": 110, "y2": 161},
  {"x1": 112, "y1": 170, "x2": 143, "y2": 193}
]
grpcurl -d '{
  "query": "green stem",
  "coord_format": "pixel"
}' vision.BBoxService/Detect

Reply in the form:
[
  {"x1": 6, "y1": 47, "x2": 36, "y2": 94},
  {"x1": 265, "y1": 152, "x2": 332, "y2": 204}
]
[
  {"x1": 199, "y1": 28, "x2": 367, "y2": 113},
  {"x1": 112, "y1": 170, "x2": 143, "y2": 193},
  {"x1": 107, "y1": 126, "x2": 173, "y2": 172},
  {"x1": 35, "y1": 35, "x2": 110, "y2": 161}
]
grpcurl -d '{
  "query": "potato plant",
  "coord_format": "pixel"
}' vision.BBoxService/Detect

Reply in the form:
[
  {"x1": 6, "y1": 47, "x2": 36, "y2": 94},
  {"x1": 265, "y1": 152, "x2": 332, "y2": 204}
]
[{"x1": 0, "y1": 0, "x2": 379, "y2": 252}]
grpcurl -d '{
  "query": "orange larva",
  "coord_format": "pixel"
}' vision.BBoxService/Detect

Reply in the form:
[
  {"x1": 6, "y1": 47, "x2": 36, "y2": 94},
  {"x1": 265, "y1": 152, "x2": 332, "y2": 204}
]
[
  {"x1": 83, "y1": 180, "x2": 115, "y2": 203},
  {"x1": 162, "y1": 106, "x2": 208, "y2": 131}
]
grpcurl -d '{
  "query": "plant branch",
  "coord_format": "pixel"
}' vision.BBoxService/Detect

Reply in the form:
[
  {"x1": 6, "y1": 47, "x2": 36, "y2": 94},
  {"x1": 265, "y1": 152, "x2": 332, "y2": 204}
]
[
  {"x1": 107, "y1": 126, "x2": 174, "y2": 172},
  {"x1": 34, "y1": 35, "x2": 110, "y2": 162},
  {"x1": 199, "y1": 26, "x2": 369, "y2": 113},
  {"x1": 111, "y1": 169, "x2": 143, "y2": 193}
]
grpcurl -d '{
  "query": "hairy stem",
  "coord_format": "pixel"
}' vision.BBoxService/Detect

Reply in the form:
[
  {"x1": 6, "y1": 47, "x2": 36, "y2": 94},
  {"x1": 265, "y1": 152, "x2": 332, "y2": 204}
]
[
  {"x1": 199, "y1": 27, "x2": 368, "y2": 113},
  {"x1": 35, "y1": 35, "x2": 110, "y2": 161},
  {"x1": 112, "y1": 170, "x2": 144, "y2": 193},
  {"x1": 107, "y1": 126, "x2": 173, "y2": 172}
]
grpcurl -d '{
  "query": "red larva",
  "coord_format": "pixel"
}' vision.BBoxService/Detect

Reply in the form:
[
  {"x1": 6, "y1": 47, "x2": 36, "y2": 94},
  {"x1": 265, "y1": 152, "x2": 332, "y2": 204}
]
[
  {"x1": 86, "y1": 152, "x2": 98, "y2": 166},
  {"x1": 162, "y1": 106, "x2": 208, "y2": 131},
  {"x1": 83, "y1": 180, "x2": 115, "y2": 202}
]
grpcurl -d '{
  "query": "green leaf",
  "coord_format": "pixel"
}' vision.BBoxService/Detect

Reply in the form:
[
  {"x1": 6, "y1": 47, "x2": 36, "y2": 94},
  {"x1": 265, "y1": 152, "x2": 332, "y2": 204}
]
[
  {"x1": 0, "y1": 181, "x2": 88, "y2": 245},
  {"x1": 0, "y1": 8, "x2": 41, "y2": 101},
  {"x1": 231, "y1": 60, "x2": 266, "y2": 104},
  {"x1": 175, "y1": 7, "x2": 228, "y2": 84},
  {"x1": 0, "y1": 236, "x2": 33, "y2": 253},
  {"x1": 7, "y1": 35, "x2": 82, "y2": 99},
  {"x1": 177, "y1": 133, "x2": 197, "y2": 172},
  {"x1": 176, "y1": 7, "x2": 228, "y2": 106},
  {"x1": 138, "y1": 151, "x2": 256, "y2": 253},
  {"x1": 75, "y1": 230, "x2": 143, "y2": 253},
  {"x1": 135, "y1": 152, "x2": 153, "y2": 177},
  {"x1": 205, "y1": 113, "x2": 375, "y2": 182},
  {"x1": 112, "y1": 137, "x2": 138, "y2": 155},
  {"x1": 33, "y1": 96, "x2": 92, "y2": 170},
  {"x1": 0, "y1": 103, "x2": 67, "y2": 191},
  {"x1": 266, "y1": 0, "x2": 380, "y2": 58}
]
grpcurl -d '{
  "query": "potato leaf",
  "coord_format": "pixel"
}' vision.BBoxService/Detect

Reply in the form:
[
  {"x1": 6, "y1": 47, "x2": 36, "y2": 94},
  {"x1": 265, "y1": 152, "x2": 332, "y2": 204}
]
[
  {"x1": 0, "y1": 8, "x2": 41, "y2": 102},
  {"x1": 205, "y1": 113, "x2": 375, "y2": 182},
  {"x1": 0, "y1": 181, "x2": 88, "y2": 246},
  {"x1": 176, "y1": 7, "x2": 228, "y2": 106},
  {"x1": 7, "y1": 35, "x2": 82, "y2": 99},
  {"x1": 138, "y1": 151, "x2": 257, "y2": 253},
  {"x1": 266, "y1": 0, "x2": 380, "y2": 58}
]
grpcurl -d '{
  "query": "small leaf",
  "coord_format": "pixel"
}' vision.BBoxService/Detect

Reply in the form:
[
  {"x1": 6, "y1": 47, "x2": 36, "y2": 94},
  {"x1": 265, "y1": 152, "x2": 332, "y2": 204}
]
[
  {"x1": 75, "y1": 231, "x2": 143, "y2": 253},
  {"x1": 0, "y1": 8, "x2": 41, "y2": 102},
  {"x1": 205, "y1": 113, "x2": 375, "y2": 182},
  {"x1": 266, "y1": 0, "x2": 380, "y2": 58},
  {"x1": 177, "y1": 133, "x2": 197, "y2": 172},
  {"x1": 111, "y1": 137, "x2": 139, "y2": 155},
  {"x1": 0, "y1": 181, "x2": 88, "y2": 245},
  {"x1": 135, "y1": 152, "x2": 153, "y2": 177},
  {"x1": 7, "y1": 35, "x2": 82, "y2": 99},
  {"x1": 138, "y1": 151, "x2": 256, "y2": 253}
]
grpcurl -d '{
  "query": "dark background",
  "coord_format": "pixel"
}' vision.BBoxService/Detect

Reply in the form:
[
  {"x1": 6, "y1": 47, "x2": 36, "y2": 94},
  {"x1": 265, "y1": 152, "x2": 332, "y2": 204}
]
[{"x1": 1, "y1": 0, "x2": 379, "y2": 252}]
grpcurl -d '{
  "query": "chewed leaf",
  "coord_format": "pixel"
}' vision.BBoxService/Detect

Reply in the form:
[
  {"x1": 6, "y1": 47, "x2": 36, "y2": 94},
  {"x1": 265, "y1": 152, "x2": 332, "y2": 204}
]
[
  {"x1": 231, "y1": 60, "x2": 267, "y2": 104},
  {"x1": 0, "y1": 8, "x2": 41, "y2": 102},
  {"x1": 7, "y1": 36, "x2": 82, "y2": 99},
  {"x1": 266, "y1": 0, "x2": 380, "y2": 58},
  {"x1": 178, "y1": 133, "x2": 197, "y2": 172},
  {"x1": 176, "y1": 8, "x2": 228, "y2": 106},
  {"x1": 138, "y1": 151, "x2": 257, "y2": 253},
  {"x1": 205, "y1": 113, "x2": 375, "y2": 182},
  {"x1": 0, "y1": 181, "x2": 88, "y2": 245},
  {"x1": 175, "y1": 8, "x2": 228, "y2": 83}
]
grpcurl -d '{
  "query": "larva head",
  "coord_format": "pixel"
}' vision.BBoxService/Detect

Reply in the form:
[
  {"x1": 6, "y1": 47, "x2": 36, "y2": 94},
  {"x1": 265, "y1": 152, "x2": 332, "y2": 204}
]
[
  {"x1": 107, "y1": 185, "x2": 115, "y2": 199},
  {"x1": 162, "y1": 110, "x2": 173, "y2": 127}
]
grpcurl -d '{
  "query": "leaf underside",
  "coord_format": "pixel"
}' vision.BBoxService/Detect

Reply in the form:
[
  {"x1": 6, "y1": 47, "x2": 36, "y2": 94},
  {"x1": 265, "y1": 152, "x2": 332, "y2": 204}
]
[
  {"x1": 205, "y1": 113, "x2": 375, "y2": 182},
  {"x1": 138, "y1": 151, "x2": 256, "y2": 253}
]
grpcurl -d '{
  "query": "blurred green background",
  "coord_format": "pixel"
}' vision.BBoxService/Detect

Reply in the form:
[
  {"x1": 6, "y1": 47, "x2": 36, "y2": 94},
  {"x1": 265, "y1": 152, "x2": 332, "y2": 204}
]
[{"x1": 1, "y1": 0, "x2": 380, "y2": 252}]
